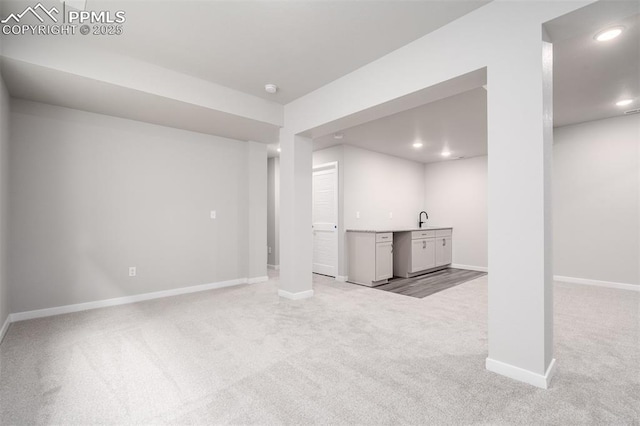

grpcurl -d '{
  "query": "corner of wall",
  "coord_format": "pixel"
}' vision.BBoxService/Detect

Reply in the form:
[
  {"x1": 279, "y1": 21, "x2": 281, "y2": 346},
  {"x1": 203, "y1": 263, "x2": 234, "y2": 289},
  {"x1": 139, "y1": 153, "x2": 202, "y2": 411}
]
[
  {"x1": 247, "y1": 141, "x2": 268, "y2": 280},
  {"x1": 0, "y1": 73, "x2": 11, "y2": 329}
]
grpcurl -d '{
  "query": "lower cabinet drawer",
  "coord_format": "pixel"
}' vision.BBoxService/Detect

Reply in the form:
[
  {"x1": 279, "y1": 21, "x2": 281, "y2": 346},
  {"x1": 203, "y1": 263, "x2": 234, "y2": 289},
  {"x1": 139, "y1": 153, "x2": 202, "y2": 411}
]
[
  {"x1": 435, "y1": 229, "x2": 452, "y2": 237},
  {"x1": 376, "y1": 233, "x2": 393, "y2": 243},
  {"x1": 412, "y1": 230, "x2": 435, "y2": 239}
]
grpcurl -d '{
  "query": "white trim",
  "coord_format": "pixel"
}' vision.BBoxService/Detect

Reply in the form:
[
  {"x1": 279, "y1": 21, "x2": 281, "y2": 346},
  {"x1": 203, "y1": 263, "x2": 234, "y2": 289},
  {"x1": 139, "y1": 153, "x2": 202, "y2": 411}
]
[
  {"x1": 313, "y1": 161, "x2": 338, "y2": 173},
  {"x1": 10, "y1": 277, "x2": 256, "y2": 323},
  {"x1": 0, "y1": 315, "x2": 10, "y2": 344},
  {"x1": 267, "y1": 264, "x2": 280, "y2": 271},
  {"x1": 312, "y1": 161, "x2": 339, "y2": 278},
  {"x1": 448, "y1": 267, "x2": 638, "y2": 293},
  {"x1": 278, "y1": 289, "x2": 314, "y2": 300},
  {"x1": 486, "y1": 357, "x2": 556, "y2": 389},
  {"x1": 335, "y1": 275, "x2": 348, "y2": 282},
  {"x1": 451, "y1": 264, "x2": 488, "y2": 273},
  {"x1": 554, "y1": 275, "x2": 639, "y2": 292},
  {"x1": 247, "y1": 276, "x2": 269, "y2": 284}
]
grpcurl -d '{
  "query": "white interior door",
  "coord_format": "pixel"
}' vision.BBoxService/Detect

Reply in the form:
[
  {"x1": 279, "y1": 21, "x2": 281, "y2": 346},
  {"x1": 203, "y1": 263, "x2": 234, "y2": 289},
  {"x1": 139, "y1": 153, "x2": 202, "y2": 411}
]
[{"x1": 312, "y1": 163, "x2": 338, "y2": 277}]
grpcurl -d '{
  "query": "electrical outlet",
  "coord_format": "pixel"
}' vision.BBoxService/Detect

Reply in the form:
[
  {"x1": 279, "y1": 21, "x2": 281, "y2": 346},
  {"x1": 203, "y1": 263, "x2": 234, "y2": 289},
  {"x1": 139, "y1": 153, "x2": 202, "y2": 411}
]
[
  {"x1": 129, "y1": 267, "x2": 136, "y2": 277},
  {"x1": 389, "y1": 212, "x2": 393, "y2": 219},
  {"x1": 268, "y1": 246, "x2": 272, "y2": 254},
  {"x1": 356, "y1": 211, "x2": 360, "y2": 219},
  {"x1": 210, "y1": 210, "x2": 217, "y2": 219}
]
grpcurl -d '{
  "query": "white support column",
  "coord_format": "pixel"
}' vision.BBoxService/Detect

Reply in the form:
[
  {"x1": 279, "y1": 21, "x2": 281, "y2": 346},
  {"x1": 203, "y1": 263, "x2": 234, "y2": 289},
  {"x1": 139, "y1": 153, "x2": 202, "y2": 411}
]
[
  {"x1": 247, "y1": 141, "x2": 268, "y2": 283},
  {"x1": 485, "y1": 36, "x2": 555, "y2": 389},
  {"x1": 278, "y1": 130, "x2": 314, "y2": 299}
]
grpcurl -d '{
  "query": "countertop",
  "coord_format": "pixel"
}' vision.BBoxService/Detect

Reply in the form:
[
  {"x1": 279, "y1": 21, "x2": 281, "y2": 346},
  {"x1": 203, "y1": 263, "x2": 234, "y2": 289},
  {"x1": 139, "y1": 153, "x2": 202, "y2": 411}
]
[{"x1": 346, "y1": 226, "x2": 452, "y2": 233}]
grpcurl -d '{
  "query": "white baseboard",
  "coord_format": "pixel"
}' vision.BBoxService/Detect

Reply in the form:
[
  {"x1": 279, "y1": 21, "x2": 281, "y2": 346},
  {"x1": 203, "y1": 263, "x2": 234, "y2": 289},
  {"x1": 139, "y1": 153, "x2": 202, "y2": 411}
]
[
  {"x1": 451, "y1": 264, "x2": 488, "y2": 273},
  {"x1": 486, "y1": 357, "x2": 556, "y2": 389},
  {"x1": 278, "y1": 289, "x2": 314, "y2": 300},
  {"x1": 247, "y1": 276, "x2": 269, "y2": 284},
  {"x1": 335, "y1": 275, "x2": 348, "y2": 282},
  {"x1": 0, "y1": 315, "x2": 10, "y2": 344},
  {"x1": 10, "y1": 277, "x2": 260, "y2": 323},
  {"x1": 267, "y1": 264, "x2": 280, "y2": 270},
  {"x1": 449, "y1": 265, "x2": 638, "y2": 292},
  {"x1": 554, "y1": 275, "x2": 639, "y2": 292}
]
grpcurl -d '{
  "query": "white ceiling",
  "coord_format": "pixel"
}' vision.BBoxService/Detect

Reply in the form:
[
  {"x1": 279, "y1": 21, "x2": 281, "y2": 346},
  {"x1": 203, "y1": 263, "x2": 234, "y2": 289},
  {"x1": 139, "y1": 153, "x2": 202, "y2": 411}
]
[
  {"x1": 1, "y1": 58, "x2": 281, "y2": 143},
  {"x1": 313, "y1": 87, "x2": 487, "y2": 163},
  {"x1": 551, "y1": 7, "x2": 639, "y2": 127},
  {"x1": 0, "y1": 0, "x2": 490, "y2": 104},
  {"x1": 300, "y1": 1, "x2": 639, "y2": 164},
  {"x1": 1, "y1": 0, "x2": 636, "y2": 158}
]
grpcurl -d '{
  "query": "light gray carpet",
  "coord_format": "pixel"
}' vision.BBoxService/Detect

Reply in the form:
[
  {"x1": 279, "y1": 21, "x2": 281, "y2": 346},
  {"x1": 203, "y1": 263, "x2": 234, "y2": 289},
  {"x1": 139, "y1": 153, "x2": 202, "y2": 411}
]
[{"x1": 1, "y1": 272, "x2": 638, "y2": 424}]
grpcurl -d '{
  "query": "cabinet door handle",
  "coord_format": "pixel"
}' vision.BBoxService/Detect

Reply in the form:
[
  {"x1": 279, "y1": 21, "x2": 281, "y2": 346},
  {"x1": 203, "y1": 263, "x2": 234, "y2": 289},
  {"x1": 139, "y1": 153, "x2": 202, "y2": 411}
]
[
  {"x1": 443, "y1": 238, "x2": 446, "y2": 246},
  {"x1": 423, "y1": 240, "x2": 426, "y2": 249},
  {"x1": 391, "y1": 244, "x2": 393, "y2": 253}
]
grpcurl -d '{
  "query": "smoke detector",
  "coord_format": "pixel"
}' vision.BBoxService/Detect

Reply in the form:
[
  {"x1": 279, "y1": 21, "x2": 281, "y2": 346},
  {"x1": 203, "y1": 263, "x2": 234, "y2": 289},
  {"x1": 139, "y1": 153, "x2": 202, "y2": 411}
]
[{"x1": 264, "y1": 84, "x2": 278, "y2": 94}]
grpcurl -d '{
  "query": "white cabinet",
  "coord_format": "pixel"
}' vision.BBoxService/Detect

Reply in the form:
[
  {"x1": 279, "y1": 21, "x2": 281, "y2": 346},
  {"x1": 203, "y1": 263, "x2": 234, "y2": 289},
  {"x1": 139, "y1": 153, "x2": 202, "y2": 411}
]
[
  {"x1": 435, "y1": 236, "x2": 452, "y2": 267},
  {"x1": 347, "y1": 228, "x2": 452, "y2": 283},
  {"x1": 347, "y1": 231, "x2": 393, "y2": 287},
  {"x1": 410, "y1": 238, "x2": 436, "y2": 272},
  {"x1": 393, "y1": 228, "x2": 452, "y2": 278},
  {"x1": 375, "y1": 241, "x2": 394, "y2": 281},
  {"x1": 434, "y1": 229, "x2": 452, "y2": 267}
]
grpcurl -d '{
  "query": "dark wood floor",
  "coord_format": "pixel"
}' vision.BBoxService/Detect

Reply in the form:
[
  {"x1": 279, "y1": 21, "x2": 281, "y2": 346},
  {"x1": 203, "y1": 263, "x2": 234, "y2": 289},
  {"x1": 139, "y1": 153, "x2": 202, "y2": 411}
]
[{"x1": 375, "y1": 268, "x2": 487, "y2": 299}]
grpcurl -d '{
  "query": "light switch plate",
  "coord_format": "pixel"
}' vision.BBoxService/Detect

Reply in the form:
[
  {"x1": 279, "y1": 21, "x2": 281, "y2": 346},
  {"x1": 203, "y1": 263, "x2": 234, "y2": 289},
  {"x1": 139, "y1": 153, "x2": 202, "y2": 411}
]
[{"x1": 210, "y1": 210, "x2": 216, "y2": 219}]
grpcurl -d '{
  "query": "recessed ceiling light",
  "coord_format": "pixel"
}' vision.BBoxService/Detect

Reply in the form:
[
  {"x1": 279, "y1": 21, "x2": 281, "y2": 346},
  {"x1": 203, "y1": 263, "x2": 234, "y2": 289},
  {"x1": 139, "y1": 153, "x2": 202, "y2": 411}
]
[
  {"x1": 594, "y1": 26, "x2": 624, "y2": 42},
  {"x1": 441, "y1": 150, "x2": 451, "y2": 157},
  {"x1": 277, "y1": 147, "x2": 281, "y2": 152},
  {"x1": 265, "y1": 83, "x2": 278, "y2": 94},
  {"x1": 616, "y1": 99, "x2": 633, "y2": 107},
  {"x1": 333, "y1": 133, "x2": 344, "y2": 140},
  {"x1": 412, "y1": 142, "x2": 423, "y2": 148}
]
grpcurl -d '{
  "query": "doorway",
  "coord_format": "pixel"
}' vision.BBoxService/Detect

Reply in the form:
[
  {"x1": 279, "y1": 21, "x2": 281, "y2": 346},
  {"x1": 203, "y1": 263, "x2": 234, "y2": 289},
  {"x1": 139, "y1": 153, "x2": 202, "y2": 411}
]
[{"x1": 312, "y1": 162, "x2": 338, "y2": 277}]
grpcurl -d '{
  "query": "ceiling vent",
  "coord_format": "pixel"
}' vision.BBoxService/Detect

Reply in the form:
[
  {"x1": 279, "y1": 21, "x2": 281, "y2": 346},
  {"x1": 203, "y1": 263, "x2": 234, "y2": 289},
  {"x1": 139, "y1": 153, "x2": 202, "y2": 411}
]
[{"x1": 624, "y1": 108, "x2": 640, "y2": 115}]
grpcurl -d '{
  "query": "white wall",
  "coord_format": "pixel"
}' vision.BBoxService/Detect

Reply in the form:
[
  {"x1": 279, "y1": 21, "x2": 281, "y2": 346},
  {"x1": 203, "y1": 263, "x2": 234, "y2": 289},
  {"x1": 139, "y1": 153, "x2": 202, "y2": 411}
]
[
  {"x1": 313, "y1": 144, "x2": 425, "y2": 277},
  {"x1": 8, "y1": 100, "x2": 267, "y2": 313},
  {"x1": 267, "y1": 157, "x2": 280, "y2": 268},
  {"x1": 0, "y1": 75, "x2": 10, "y2": 327},
  {"x1": 554, "y1": 114, "x2": 639, "y2": 285},
  {"x1": 246, "y1": 142, "x2": 268, "y2": 279},
  {"x1": 424, "y1": 155, "x2": 488, "y2": 270},
  {"x1": 422, "y1": 114, "x2": 640, "y2": 286},
  {"x1": 308, "y1": 108, "x2": 636, "y2": 290},
  {"x1": 343, "y1": 145, "x2": 425, "y2": 231}
]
